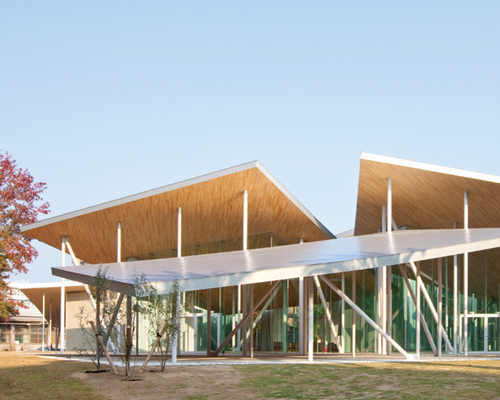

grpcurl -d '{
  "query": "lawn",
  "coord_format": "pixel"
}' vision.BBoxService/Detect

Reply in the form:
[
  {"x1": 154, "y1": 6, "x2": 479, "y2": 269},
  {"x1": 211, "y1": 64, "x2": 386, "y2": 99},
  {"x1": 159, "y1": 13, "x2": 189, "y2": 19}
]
[{"x1": 1, "y1": 352, "x2": 500, "y2": 400}]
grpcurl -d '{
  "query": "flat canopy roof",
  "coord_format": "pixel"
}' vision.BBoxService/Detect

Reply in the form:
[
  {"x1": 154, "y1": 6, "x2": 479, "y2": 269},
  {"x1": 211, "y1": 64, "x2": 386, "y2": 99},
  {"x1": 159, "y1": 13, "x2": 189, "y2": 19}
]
[
  {"x1": 22, "y1": 161, "x2": 333, "y2": 265},
  {"x1": 52, "y1": 228, "x2": 500, "y2": 295},
  {"x1": 355, "y1": 153, "x2": 500, "y2": 236}
]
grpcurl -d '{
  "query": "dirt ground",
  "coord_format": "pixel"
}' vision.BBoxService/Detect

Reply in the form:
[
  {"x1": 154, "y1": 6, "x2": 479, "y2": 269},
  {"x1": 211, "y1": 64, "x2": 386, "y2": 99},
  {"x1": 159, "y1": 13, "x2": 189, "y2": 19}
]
[{"x1": 75, "y1": 364, "x2": 249, "y2": 400}]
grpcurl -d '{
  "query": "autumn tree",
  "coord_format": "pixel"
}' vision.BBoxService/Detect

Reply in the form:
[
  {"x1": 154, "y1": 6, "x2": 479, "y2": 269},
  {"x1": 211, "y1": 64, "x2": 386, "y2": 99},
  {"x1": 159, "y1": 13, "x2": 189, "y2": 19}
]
[{"x1": 0, "y1": 152, "x2": 49, "y2": 321}]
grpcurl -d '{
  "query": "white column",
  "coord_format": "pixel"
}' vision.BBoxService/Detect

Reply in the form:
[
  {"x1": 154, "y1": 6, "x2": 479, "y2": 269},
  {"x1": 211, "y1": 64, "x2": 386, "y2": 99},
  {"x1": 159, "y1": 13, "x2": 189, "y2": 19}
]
[
  {"x1": 438, "y1": 258, "x2": 443, "y2": 357},
  {"x1": 416, "y1": 262, "x2": 421, "y2": 359},
  {"x1": 308, "y1": 278, "x2": 314, "y2": 362},
  {"x1": 382, "y1": 205, "x2": 387, "y2": 233},
  {"x1": 299, "y1": 277, "x2": 305, "y2": 355},
  {"x1": 352, "y1": 272, "x2": 356, "y2": 358},
  {"x1": 464, "y1": 191, "x2": 469, "y2": 356},
  {"x1": 117, "y1": 222, "x2": 122, "y2": 262},
  {"x1": 177, "y1": 207, "x2": 182, "y2": 257},
  {"x1": 387, "y1": 177, "x2": 392, "y2": 233},
  {"x1": 42, "y1": 290, "x2": 46, "y2": 352},
  {"x1": 243, "y1": 190, "x2": 248, "y2": 251},
  {"x1": 453, "y1": 222, "x2": 458, "y2": 355},
  {"x1": 60, "y1": 237, "x2": 66, "y2": 354},
  {"x1": 341, "y1": 273, "x2": 345, "y2": 353},
  {"x1": 237, "y1": 284, "x2": 242, "y2": 351}
]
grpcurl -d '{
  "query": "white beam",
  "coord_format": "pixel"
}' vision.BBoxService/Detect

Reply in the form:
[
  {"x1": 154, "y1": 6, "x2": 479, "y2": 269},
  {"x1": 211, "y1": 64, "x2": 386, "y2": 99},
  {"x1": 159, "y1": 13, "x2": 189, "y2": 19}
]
[
  {"x1": 117, "y1": 222, "x2": 122, "y2": 262},
  {"x1": 243, "y1": 190, "x2": 248, "y2": 251},
  {"x1": 177, "y1": 207, "x2": 182, "y2": 257},
  {"x1": 464, "y1": 191, "x2": 469, "y2": 356},
  {"x1": 408, "y1": 261, "x2": 453, "y2": 352},
  {"x1": 60, "y1": 237, "x2": 66, "y2": 354},
  {"x1": 453, "y1": 223, "x2": 458, "y2": 355},
  {"x1": 416, "y1": 263, "x2": 421, "y2": 359},
  {"x1": 313, "y1": 276, "x2": 342, "y2": 352},
  {"x1": 387, "y1": 177, "x2": 392, "y2": 233},
  {"x1": 438, "y1": 258, "x2": 443, "y2": 357},
  {"x1": 320, "y1": 275, "x2": 413, "y2": 359},
  {"x1": 299, "y1": 277, "x2": 304, "y2": 355},
  {"x1": 308, "y1": 278, "x2": 314, "y2": 362},
  {"x1": 42, "y1": 290, "x2": 46, "y2": 352}
]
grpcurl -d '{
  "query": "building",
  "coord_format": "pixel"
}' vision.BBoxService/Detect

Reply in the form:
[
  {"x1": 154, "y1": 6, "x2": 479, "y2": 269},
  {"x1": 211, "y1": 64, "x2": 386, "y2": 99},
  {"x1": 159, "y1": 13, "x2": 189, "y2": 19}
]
[{"x1": 20, "y1": 154, "x2": 500, "y2": 359}]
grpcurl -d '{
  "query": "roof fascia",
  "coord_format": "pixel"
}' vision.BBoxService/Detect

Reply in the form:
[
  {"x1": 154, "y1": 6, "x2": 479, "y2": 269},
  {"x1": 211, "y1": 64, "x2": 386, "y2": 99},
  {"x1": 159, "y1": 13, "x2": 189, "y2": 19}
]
[{"x1": 361, "y1": 152, "x2": 500, "y2": 184}]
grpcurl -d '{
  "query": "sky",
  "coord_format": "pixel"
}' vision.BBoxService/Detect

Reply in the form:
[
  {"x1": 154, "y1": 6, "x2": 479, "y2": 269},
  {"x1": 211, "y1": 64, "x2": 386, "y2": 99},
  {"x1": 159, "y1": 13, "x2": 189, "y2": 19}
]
[{"x1": 1, "y1": 2, "x2": 500, "y2": 284}]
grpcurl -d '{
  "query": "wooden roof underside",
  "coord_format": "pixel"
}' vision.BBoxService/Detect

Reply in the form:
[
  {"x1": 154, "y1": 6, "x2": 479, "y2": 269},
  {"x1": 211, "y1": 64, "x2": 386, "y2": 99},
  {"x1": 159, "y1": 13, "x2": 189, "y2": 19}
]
[
  {"x1": 354, "y1": 154, "x2": 500, "y2": 298},
  {"x1": 23, "y1": 163, "x2": 333, "y2": 265}
]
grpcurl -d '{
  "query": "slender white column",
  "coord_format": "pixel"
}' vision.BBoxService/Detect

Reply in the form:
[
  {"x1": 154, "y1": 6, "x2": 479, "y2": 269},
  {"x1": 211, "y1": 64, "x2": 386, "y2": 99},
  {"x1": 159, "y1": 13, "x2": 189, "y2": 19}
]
[
  {"x1": 237, "y1": 285, "x2": 242, "y2": 351},
  {"x1": 117, "y1": 222, "x2": 122, "y2": 262},
  {"x1": 453, "y1": 222, "x2": 458, "y2": 354},
  {"x1": 172, "y1": 206, "x2": 182, "y2": 360},
  {"x1": 177, "y1": 207, "x2": 182, "y2": 257},
  {"x1": 416, "y1": 262, "x2": 421, "y2": 359},
  {"x1": 464, "y1": 191, "x2": 469, "y2": 356},
  {"x1": 438, "y1": 258, "x2": 443, "y2": 357},
  {"x1": 60, "y1": 237, "x2": 66, "y2": 354},
  {"x1": 387, "y1": 177, "x2": 392, "y2": 233},
  {"x1": 243, "y1": 190, "x2": 248, "y2": 251},
  {"x1": 308, "y1": 278, "x2": 314, "y2": 362},
  {"x1": 49, "y1": 299, "x2": 52, "y2": 350},
  {"x1": 352, "y1": 272, "x2": 356, "y2": 358},
  {"x1": 387, "y1": 265, "x2": 392, "y2": 356},
  {"x1": 299, "y1": 277, "x2": 304, "y2": 355},
  {"x1": 42, "y1": 290, "x2": 46, "y2": 352},
  {"x1": 341, "y1": 273, "x2": 345, "y2": 353}
]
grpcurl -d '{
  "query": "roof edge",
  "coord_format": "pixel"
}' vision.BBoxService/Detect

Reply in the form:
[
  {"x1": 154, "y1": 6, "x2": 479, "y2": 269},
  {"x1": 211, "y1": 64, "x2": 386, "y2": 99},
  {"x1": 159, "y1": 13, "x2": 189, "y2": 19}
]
[
  {"x1": 361, "y1": 152, "x2": 500, "y2": 184},
  {"x1": 255, "y1": 162, "x2": 335, "y2": 239},
  {"x1": 22, "y1": 161, "x2": 261, "y2": 232}
]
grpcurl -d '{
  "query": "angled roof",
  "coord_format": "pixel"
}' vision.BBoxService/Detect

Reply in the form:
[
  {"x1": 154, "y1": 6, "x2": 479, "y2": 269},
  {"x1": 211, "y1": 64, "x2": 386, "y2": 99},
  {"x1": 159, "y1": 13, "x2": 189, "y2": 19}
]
[
  {"x1": 52, "y1": 228, "x2": 500, "y2": 295},
  {"x1": 355, "y1": 153, "x2": 500, "y2": 236},
  {"x1": 22, "y1": 161, "x2": 334, "y2": 265}
]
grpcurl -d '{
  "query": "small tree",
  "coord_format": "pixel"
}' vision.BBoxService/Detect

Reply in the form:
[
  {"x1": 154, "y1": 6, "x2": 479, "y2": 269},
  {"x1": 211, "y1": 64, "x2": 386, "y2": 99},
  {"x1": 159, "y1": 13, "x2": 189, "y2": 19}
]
[
  {"x1": 0, "y1": 152, "x2": 49, "y2": 320},
  {"x1": 136, "y1": 278, "x2": 183, "y2": 372}
]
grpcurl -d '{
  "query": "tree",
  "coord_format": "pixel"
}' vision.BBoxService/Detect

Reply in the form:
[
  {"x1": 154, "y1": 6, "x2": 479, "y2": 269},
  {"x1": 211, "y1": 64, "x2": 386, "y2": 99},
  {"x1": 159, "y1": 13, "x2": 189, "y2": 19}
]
[{"x1": 0, "y1": 151, "x2": 49, "y2": 321}]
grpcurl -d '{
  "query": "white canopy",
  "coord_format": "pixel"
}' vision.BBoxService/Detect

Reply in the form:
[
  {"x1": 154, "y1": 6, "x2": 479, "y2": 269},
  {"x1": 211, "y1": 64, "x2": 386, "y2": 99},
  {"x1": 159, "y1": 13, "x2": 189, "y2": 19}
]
[{"x1": 52, "y1": 228, "x2": 500, "y2": 295}]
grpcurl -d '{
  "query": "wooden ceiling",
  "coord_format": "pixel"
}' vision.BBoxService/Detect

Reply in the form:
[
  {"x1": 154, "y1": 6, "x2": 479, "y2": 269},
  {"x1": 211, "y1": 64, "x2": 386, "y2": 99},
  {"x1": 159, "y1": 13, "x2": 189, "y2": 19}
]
[
  {"x1": 23, "y1": 163, "x2": 333, "y2": 265},
  {"x1": 355, "y1": 156, "x2": 500, "y2": 236},
  {"x1": 354, "y1": 154, "x2": 500, "y2": 298}
]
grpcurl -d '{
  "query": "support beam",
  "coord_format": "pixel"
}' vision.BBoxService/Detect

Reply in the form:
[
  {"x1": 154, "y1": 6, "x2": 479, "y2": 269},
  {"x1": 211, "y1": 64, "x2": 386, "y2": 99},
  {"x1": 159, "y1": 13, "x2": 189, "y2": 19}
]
[
  {"x1": 453, "y1": 223, "x2": 458, "y2": 355},
  {"x1": 399, "y1": 265, "x2": 437, "y2": 355},
  {"x1": 416, "y1": 263, "x2": 421, "y2": 359},
  {"x1": 140, "y1": 319, "x2": 169, "y2": 373},
  {"x1": 408, "y1": 261, "x2": 453, "y2": 352},
  {"x1": 207, "y1": 289, "x2": 212, "y2": 357},
  {"x1": 341, "y1": 273, "x2": 345, "y2": 353},
  {"x1": 177, "y1": 207, "x2": 182, "y2": 257},
  {"x1": 282, "y1": 280, "x2": 288, "y2": 354},
  {"x1": 387, "y1": 177, "x2": 392, "y2": 233},
  {"x1": 125, "y1": 295, "x2": 132, "y2": 377},
  {"x1": 117, "y1": 222, "x2": 122, "y2": 262},
  {"x1": 42, "y1": 290, "x2": 46, "y2": 352},
  {"x1": 299, "y1": 277, "x2": 305, "y2": 355},
  {"x1": 464, "y1": 190, "x2": 469, "y2": 356},
  {"x1": 243, "y1": 190, "x2": 248, "y2": 251},
  {"x1": 352, "y1": 271, "x2": 356, "y2": 358},
  {"x1": 242, "y1": 285, "x2": 247, "y2": 356},
  {"x1": 249, "y1": 284, "x2": 254, "y2": 358},
  {"x1": 313, "y1": 276, "x2": 342, "y2": 352},
  {"x1": 438, "y1": 258, "x2": 443, "y2": 357},
  {"x1": 214, "y1": 280, "x2": 281, "y2": 356},
  {"x1": 308, "y1": 278, "x2": 314, "y2": 362},
  {"x1": 60, "y1": 237, "x2": 66, "y2": 354},
  {"x1": 320, "y1": 275, "x2": 413, "y2": 359}
]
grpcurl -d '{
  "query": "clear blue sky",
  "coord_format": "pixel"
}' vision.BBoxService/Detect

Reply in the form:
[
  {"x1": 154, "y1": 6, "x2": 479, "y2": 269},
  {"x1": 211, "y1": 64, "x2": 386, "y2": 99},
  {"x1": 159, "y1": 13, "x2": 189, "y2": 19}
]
[{"x1": 1, "y1": 2, "x2": 499, "y2": 283}]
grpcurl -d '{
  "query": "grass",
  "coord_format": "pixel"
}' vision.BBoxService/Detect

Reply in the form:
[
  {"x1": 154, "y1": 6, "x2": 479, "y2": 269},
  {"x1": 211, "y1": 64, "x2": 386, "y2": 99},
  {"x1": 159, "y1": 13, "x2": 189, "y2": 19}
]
[
  {"x1": 2, "y1": 352, "x2": 500, "y2": 400},
  {"x1": 0, "y1": 352, "x2": 108, "y2": 400}
]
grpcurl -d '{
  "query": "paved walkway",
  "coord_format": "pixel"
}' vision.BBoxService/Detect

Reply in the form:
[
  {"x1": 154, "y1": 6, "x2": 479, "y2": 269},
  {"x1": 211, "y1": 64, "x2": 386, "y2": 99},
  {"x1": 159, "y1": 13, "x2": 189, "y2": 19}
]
[{"x1": 34, "y1": 351, "x2": 500, "y2": 367}]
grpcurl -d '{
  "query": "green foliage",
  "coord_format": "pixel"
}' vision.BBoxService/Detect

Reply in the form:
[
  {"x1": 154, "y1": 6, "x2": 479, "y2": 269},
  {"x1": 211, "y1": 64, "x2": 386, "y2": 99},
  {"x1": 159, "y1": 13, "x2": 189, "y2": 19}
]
[{"x1": 135, "y1": 276, "x2": 183, "y2": 371}]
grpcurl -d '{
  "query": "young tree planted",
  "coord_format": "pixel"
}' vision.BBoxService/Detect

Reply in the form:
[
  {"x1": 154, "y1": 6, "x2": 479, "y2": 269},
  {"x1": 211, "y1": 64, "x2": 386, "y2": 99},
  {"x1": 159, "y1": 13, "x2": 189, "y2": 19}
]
[{"x1": 0, "y1": 152, "x2": 49, "y2": 321}]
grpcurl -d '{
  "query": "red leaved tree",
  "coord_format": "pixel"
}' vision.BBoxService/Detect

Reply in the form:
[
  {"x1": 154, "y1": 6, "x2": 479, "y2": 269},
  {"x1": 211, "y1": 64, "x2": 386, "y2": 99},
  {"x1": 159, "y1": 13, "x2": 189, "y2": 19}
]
[{"x1": 0, "y1": 152, "x2": 49, "y2": 321}]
